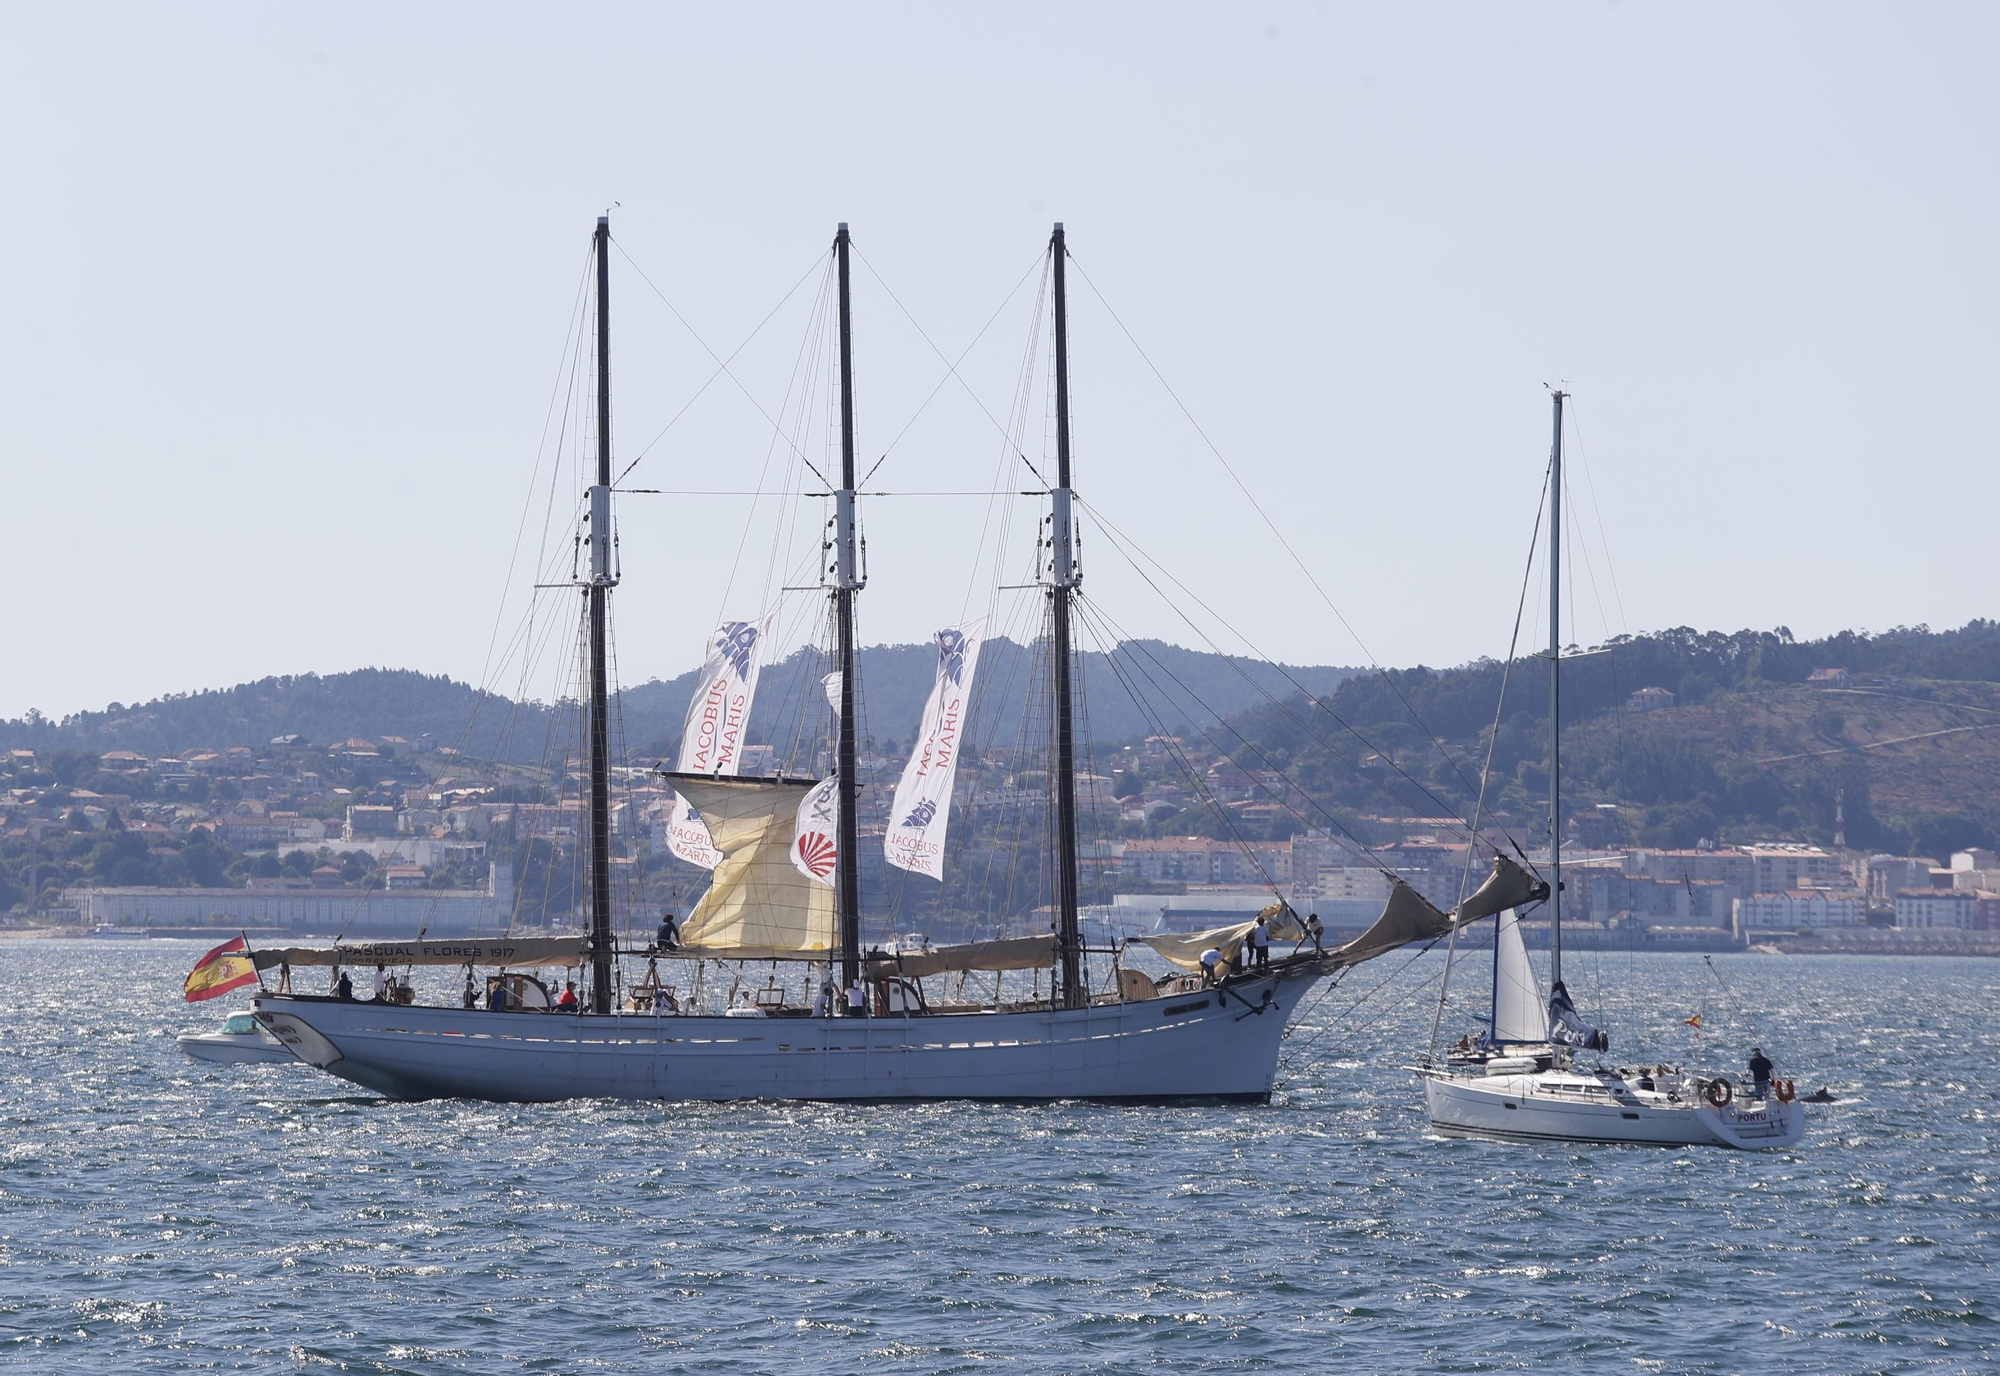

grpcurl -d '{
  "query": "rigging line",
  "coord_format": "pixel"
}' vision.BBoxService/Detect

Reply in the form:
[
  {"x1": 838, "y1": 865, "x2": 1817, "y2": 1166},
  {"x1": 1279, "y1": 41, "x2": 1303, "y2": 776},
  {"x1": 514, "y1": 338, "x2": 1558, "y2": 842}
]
[
  {"x1": 1565, "y1": 400, "x2": 1629, "y2": 637},
  {"x1": 1074, "y1": 507, "x2": 1475, "y2": 855},
  {"x1": 1080, "y1": 600, "x2": 1391, "y2": 877},
  {"x1": 609, "y1": 239, "x2": 832, "y2": 488},
  {"x1": 720, "y1": 258, "x2": 835, "y2": 622},
  {"x1": 1279, "y1": 939, "x2": 1449, "y2": 1076},
  {"x1": 852, "y1": 246, "x2": 1049, "y2": 489},
  {"x1": 1426, "y1": 455, "x2": 1551, "y2": 1066},
  {"x1": 965, "y1": 253, "x2": 1050, "y2": 628},
  {"x1": 477, "y1": 244, "x2": 596, "y2": 699},
  {"x1": 1077, "y1": 497, "x2": 1487, "y2": 847},
  {"x1": 1063, "y1": 252, "x2": 1484, "y2": 804},
  {"x1": 849, "y1": 240, "x2": 1051, "y2": 488},
  {"x1": 1072, "y1": 599, "x2": 1301, "y2": 893}
]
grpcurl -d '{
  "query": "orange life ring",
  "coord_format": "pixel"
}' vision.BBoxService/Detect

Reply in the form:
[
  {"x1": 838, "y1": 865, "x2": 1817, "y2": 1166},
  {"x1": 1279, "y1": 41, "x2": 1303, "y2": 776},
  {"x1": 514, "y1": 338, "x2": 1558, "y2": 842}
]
[
  {"x1": 1704, "y1": 1078, "x2": 1733, "y2": 1108},
  {"x1": 1775, "y1": 1079, "x2": 1795, "y2": 1103}
]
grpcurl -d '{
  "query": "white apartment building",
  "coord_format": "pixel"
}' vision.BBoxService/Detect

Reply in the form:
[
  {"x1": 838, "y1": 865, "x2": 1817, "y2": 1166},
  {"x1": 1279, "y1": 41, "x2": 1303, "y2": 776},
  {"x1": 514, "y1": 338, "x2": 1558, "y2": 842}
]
[
  {"x1": 1894, "y1": 889, "x2": 1975, "y2": 930},
  {"x1": 1738, "y1": 844, "x2": 1841, "y2": 894},
  {"x1": 1734, "y1": 889, "x2": 1865, "y2": 931}
]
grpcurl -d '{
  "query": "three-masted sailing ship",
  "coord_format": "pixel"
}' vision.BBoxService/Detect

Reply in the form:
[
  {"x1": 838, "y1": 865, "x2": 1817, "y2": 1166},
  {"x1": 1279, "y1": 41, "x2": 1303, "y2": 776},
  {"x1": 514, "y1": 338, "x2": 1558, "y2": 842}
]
[
  {"x1": 252, "y1": 216, "x2": 1538, "y2": 1103},
  {"x1": 1417, "y1": 392, "x2": 1805, "y2": 1149}
]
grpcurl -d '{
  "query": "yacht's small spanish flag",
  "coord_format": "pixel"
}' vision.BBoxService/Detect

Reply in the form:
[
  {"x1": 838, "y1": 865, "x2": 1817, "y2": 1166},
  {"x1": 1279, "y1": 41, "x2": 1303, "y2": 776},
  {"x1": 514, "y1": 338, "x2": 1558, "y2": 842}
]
[
  {"x1": 1684, "y1": 1013, "x2": 1703, "y2": 1035},
  {"x1": 183, "y1": 936, "x2": 258, "y2": 1002}
]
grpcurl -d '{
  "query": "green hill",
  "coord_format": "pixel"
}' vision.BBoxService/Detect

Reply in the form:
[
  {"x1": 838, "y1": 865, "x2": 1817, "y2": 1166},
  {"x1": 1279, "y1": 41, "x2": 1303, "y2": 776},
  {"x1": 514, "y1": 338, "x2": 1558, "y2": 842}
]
[{"x1": 1224, "y1": 621, "x2": 2000, "y2": 855}]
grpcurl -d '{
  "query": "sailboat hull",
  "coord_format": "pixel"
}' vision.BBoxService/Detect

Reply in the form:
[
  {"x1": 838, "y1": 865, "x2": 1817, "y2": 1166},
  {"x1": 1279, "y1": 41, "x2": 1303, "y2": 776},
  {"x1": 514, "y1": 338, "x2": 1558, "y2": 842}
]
[
  {"x1": 253, "y1": 967, "x2": 1322, "y2": 1103},
  {"x1": 1422, "y1": 1069, "x2": 1805, "y2": 1150}
]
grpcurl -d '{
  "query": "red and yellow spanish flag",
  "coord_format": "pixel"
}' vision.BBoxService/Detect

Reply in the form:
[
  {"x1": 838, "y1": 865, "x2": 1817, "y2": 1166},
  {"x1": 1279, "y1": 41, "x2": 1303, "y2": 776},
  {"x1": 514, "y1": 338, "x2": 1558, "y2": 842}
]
[
  {"x1": 183, "y1": 936, "x2": 259, "y2": 1002},
  {"x1": 1684, "y1": 1013, "x2": 1703, "y2": 1035}
]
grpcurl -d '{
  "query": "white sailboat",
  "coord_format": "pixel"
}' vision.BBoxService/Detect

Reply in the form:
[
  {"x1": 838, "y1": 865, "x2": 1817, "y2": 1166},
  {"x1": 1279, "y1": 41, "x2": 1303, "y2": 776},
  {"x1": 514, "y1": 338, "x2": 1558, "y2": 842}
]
[
  {"x1": 1417, "y1": 392, "x2": 1805, "y2": 1150},
  {"x1": 250, "y1": 217, "x2": 1541, "y2": 1103}
]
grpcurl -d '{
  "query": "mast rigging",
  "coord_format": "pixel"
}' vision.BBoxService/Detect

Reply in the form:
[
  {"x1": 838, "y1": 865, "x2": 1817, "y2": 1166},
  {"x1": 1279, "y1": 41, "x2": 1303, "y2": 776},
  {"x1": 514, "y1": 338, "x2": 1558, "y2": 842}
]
[
  {"x1": 1546, "y1": 388, "x2": 1566, "y2": 990},
  {"x1": 832, "y1": 224, "x2": 864, "y2": 1001},
  {"x1": 1049, "y1": 223, "x2": 1085, "y2": 1010},
  {"x1": 586, "y1": 215, "x2": 618, "y2": 1015}
]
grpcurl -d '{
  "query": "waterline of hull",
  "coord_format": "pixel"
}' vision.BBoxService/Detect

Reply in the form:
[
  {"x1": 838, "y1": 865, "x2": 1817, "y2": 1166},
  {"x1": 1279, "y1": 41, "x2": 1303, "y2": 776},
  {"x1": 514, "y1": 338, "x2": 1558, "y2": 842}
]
[{"x1": 254, "y1": 966, "x2": 1322, "y2": 1103}]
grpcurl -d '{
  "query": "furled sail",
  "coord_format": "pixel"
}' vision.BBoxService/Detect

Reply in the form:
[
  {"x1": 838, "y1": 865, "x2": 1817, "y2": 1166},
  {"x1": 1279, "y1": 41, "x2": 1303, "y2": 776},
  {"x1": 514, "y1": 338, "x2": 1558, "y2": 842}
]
[
  {"x1": 1127, "y1": 854, "x2": 1544, "y2": 977},
  {"x1": 1547, "y1": 980, "x2": 1609, "y2": 1051},
  {"x1": 863, "y1": 935, "x2": 1057, "y2": 979},
  {"x1": 669, "y1": 773, "x2": 835, "y2": 958},
  {"x1": 663, "y1": 616, "x2": 773, "y2": 869},
  {"x1": 884, "y1": 619, "x2": 985, "y2": 879},
  {"x1": 1491, "y1": 906, "x2": 1548, "y2": 1043},
  {"x1": 1126, "y1": 902, "x2": 1304, "y2": 972}
]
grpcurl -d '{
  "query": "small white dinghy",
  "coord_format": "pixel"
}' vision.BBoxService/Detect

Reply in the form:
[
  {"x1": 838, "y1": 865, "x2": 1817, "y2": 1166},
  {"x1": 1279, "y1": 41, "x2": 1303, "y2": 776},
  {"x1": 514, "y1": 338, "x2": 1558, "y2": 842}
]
[{"x1": 178, "y1": 1012, "x2": 296, "y2": 1065}]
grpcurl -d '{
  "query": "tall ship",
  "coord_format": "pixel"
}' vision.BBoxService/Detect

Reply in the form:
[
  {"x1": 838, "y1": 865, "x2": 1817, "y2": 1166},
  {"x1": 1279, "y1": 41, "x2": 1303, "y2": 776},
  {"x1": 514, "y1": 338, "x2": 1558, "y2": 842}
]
[{"x1": 252, "y1": 216, "x2": 1538, "y2": 1103}]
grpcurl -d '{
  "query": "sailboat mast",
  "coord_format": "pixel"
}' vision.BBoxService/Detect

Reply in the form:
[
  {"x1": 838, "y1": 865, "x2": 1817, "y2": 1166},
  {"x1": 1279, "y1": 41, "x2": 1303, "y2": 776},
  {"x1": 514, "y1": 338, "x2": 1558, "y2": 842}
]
[
  {"x1": 1049, "y1": 223, "x2": 1084, "y2": 1010},
  {"x1": 1546, "y1": 388, "x2": 1566, "y2": 989},
  {"x1": 586, "y1": 215, "x2": 617, "y2": 1015},
  {"x1": 832, "y1": 224, "x2": 864, "y2": 995}
]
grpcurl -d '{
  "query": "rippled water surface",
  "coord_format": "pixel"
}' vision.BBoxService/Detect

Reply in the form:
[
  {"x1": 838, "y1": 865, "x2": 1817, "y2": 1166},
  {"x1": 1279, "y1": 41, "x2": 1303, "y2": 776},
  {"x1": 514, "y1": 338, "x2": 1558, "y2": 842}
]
[{"x1": 2, "y1": 938, "x2": 1995, "y2": 1372}]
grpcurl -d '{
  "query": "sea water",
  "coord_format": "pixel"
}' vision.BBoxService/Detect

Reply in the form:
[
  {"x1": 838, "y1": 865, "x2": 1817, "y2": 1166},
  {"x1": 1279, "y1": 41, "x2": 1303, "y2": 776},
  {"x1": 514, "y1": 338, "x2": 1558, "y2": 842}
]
[{"x1": 0, "y1": 938, "x2": 1993, "y2": 1373}]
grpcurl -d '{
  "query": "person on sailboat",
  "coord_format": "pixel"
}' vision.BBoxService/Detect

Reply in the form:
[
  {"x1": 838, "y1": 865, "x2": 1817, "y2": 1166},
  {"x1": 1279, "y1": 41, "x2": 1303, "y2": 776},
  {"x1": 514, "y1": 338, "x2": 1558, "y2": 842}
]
[
  {"x1": 1748, "y1": 1048, "x2": 1775, "y2": 1100},
  {"x1": 557, "y1": 982, "x2": 580, "y2": 1011},
  {"x1": 372, "y1": 964, "x2": 390, "y2": 1002},
  {"x1": 335, "y1": 969, "x2": 353, "y2": 1001},
  {"x1": 1304, "y1": 913, "x2": 1325, "y2": 954},
  {"x1": 1250, "y1": 916, "x2": 1271, "y2": 970},
  {"x1": 813, "y1": 968, "x2": 838, "y2": 1017},
  {"x1": 1199, "y1": 947, "x2": 1224, "y2": 985},
  {"x1": 846, "y1": 977, "x2": 867, "y2": 1017},
  {"x1": 655, "y1": 912, "x2": 681, "y2": 951}
]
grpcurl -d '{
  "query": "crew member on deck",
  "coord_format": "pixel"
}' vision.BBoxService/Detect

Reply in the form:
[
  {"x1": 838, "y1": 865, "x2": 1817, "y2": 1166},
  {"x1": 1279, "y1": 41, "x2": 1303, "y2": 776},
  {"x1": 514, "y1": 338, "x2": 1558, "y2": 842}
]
[
  {"x1": 1250, "y1": 916, "x2": 1271, "y2": 969},
  {"x1": 336, "y1": 969, "x2": 353, "y2": 1001},
  {"x1": 1199, "y1": 947, "x2": 1224, "y2": 985},
  {"x1": 558, "y1": 981, "x2": 580, "y2": 1011},
  {"x1": 656, "y1": 912, "x2": 681, "y2": 951},
  {"x1": 372, "y1": 963, "x2": 390, "y2": 1001},
  {"x1": 1748, "y1": 1047, "x2": 1775, "y2": 1099},
  {"x1": 488, "y1": 980, "x2": 509, "y2": 1013},
  {"x1": 1305, "y1": 913, "x2": 1325, "y2": 953},
  {"x1": 846, "y1": 977, "x2": 867, "y2": 1017}
]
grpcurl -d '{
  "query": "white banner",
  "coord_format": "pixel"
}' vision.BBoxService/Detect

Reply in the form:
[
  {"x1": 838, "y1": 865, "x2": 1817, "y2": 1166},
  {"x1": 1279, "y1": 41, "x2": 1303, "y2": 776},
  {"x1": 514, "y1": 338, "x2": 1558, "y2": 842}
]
[
  {"x1": 883, "y1": 619, "x2": 985, "y2": 879},
  {"x1": 792, "y1": 672, "x2": 843, "y2": 886},
  {"x1": 665, "y1": 617, "x2": 771, "y2": 869}
]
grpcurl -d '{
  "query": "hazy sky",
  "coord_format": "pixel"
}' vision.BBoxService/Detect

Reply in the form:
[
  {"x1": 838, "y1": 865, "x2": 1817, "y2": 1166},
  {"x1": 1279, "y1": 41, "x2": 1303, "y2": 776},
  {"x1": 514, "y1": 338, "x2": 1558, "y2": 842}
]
[{"x1": 3, "y1": 3, "x2": 1995, "y2": 721}]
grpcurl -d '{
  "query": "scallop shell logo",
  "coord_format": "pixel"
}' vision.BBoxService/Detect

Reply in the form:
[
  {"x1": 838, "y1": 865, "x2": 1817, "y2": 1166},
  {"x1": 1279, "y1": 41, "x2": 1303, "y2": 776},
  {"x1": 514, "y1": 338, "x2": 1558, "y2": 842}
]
[{"x1": 795, "y1": 831, "x2": 837, "y2": 880}]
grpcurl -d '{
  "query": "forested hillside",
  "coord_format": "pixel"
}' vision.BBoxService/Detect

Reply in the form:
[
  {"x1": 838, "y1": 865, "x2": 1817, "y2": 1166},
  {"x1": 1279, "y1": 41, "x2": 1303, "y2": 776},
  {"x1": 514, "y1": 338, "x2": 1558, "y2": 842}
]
[
  {"x1": 1221, "y1": 621, "x2": 2000, "y2": 855},
  {"x1": 0, "y1": 641, "x2": 1356, "y2": 766}
]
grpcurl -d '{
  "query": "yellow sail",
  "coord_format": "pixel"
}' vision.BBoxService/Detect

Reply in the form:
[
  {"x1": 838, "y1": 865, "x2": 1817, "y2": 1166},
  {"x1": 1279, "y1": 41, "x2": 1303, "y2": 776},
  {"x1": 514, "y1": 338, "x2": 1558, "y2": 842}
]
[{"x1": 671, "y1": 774, "x2": 836, "y2": 959}]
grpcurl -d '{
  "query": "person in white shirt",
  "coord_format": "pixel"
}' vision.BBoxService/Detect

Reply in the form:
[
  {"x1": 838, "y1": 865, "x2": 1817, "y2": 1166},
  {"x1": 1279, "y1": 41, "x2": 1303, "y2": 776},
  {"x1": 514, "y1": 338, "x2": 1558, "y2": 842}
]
[
  {"x1": 372, "y1": 963, "x2": 390, "y2": 1001},
  {"x1": 846, "y1": 978, "x2": 867, "y2": 1016}
]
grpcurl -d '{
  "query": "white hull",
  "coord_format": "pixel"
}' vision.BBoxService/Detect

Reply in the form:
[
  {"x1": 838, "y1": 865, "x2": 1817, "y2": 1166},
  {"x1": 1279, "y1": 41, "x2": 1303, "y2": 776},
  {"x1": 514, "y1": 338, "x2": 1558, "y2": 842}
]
[
  {"x1": 253, "y1": 966, "x2": 1322, "y2": 1103},
  {"x1": 1423, "y1": 1068, "x2": 1804, "y2": 1150},
  {"x1": 177, "y1": 1032, "x2": 297, "y2": 1066}
]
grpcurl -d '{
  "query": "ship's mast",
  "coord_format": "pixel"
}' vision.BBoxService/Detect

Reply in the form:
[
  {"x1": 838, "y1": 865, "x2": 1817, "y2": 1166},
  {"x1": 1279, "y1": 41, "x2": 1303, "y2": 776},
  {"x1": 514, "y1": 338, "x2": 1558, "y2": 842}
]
[
  {"x1": 586, "y1": 215, "x2": 618, "y2": 1015},
  {"x1": 1049, "y1": 224, "x2": 1084, "y2": 1010},
  {"x1": 832, "y1": 224, "x2": 864, "y2": 999},
  {"x1": 1547, "y1": 388, "x2": 1566, "y2": 989}
]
